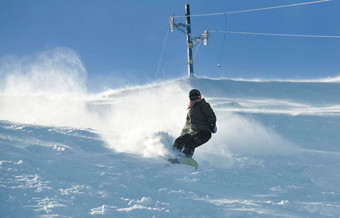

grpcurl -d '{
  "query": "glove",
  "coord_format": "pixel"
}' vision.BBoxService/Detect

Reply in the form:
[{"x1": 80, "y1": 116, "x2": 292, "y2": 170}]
[{"x1": 209, "y1": 123, "x2": 217, "y2": 134}]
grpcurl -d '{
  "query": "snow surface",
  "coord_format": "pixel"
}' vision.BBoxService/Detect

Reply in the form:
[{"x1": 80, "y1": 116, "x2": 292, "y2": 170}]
[{"x1": 1, "y1": 68, "x2": 340, "y2": 217}]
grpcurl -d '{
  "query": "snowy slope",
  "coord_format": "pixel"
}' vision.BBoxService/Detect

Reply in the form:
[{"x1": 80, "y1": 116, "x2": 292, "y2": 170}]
[{"x1": 1, "y1": 77, "x2": 340, "y2": 217}]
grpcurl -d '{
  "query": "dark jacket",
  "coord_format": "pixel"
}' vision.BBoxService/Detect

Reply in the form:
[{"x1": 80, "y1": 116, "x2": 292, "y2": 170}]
[{"x1": 181, "y1": 98, "x2": 216, "y2": 135}]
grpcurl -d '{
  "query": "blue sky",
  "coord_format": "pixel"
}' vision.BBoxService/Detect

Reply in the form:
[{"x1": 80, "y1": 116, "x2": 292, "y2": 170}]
[{"x1": 1, "y1": 0, "x2": 340, "y2": 89}]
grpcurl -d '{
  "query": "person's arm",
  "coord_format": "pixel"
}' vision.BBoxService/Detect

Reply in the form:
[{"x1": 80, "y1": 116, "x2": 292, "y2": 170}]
[
  {"x1": 202, "y1": 102, "x2": 216, "y2": 124},
  {"x1": 181, "y1": 114, "x2": 191, "y2": 135},
  {"x1": 202, "y1": 102, "x2": 217, "y2": 133}
]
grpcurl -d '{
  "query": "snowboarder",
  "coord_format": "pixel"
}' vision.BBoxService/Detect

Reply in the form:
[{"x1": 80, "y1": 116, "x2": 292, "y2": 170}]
[{"x1": 173, "y1": 89, "x2": 217, "y2": 157}]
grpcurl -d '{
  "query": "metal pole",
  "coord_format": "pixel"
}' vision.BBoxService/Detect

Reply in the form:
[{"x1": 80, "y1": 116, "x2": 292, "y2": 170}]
[{"x1": 185, "y1": 3, "x2": 194, "y2": 77}]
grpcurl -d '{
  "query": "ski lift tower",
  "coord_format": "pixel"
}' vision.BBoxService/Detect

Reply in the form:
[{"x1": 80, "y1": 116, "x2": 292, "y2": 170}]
[{"x1": 169, "y1": 3, "x2": 209, "y2": 78}]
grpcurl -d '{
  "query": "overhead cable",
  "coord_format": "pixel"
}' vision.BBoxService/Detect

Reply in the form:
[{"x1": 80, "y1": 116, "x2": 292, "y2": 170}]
[
  {"x1": 223, "y1": 31, "x2": 340, "y2": 39},
  {"x1": 155, "y1": 28, "x2": 169, "y2": 79},
  {"x1": 173, "y1": 0, "x2": 332, "y2": 18}
]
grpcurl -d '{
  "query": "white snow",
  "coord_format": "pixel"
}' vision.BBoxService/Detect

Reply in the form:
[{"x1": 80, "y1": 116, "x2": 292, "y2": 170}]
[{"x1": 0, "y1": 57, "x2": 340, "y2": 217}]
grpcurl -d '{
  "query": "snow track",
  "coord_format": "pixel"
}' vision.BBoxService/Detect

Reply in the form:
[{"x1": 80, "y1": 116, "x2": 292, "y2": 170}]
[{"x1": 1, "y1": 78, "x2": 340, "y2": 217}]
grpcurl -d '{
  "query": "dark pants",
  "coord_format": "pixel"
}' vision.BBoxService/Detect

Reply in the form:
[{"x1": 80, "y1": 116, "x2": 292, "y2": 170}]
[{"x1": 173, "y1": 131, "x2": 211, "y2": 157}]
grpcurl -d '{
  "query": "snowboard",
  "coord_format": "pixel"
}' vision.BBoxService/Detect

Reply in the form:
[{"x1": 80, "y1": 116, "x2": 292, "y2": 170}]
[{"x1": 166, "y1": 157, "x2": 198, "y2": 170}]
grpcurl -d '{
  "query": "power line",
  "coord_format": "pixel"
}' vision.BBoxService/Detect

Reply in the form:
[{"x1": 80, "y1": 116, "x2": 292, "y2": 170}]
[
  {"x1": 173, "y1": 0, "x2": 332, "y2": 18},
  {"x1": 193, "y1": 41, "x2": 202, "y2": 59},
  {"x1": 218, "y1": 13, "x2": 227, "y2": 67},
  {"x1": 155, "y1": 28, "x2": 169, "y2": 79},
  {"x1": 214, "y1": 31, "x2": 340, "y2": 39}
]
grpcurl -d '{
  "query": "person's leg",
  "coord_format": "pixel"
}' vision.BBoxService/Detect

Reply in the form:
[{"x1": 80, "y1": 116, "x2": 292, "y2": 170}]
[
  {"x1": 173, "y1": 133, "x2": 191, "y2": 152},
  {"x1": 182, "y1": 131, "x2": 211, "y2": 157},
  {"x1": 192, "y1": 131, "x2": 211, "y2": 149}
]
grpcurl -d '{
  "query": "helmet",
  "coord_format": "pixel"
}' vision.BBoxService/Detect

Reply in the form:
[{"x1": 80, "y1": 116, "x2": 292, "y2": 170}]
[{"x1": 189, "y1": 89, "x2": 201, "y2": 100}]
